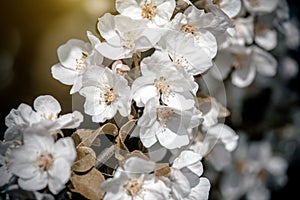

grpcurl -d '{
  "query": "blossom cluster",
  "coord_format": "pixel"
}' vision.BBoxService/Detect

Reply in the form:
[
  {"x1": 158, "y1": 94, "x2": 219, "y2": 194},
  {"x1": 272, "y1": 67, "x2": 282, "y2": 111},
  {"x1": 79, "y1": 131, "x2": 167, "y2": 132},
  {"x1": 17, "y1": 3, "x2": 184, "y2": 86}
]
[{"x1": 0, "y1": 0, "x2": 299, "y2": 199}]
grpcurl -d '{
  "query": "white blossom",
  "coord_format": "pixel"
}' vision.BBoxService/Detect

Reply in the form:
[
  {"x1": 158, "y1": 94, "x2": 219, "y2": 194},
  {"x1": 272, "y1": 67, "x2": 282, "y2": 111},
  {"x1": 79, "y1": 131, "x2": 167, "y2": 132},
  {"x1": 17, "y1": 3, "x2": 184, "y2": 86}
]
[
  {"x1": 116, "y1": 0, "x2": 176, "y2": 27},
  {"x1": 8, "y1": 125, "x2": 76, "y2": 194},
  {"x1": 164, "y1": 150, "x2": 210, "y2": 200},
  {"x1": 190, "y1": 123, "x2": 239, "y2": 171},
  {"x1": 132, "y1": 50, "x2": 198, "y2": 109},
  {"x1": 101, "y1": 156, "x2": 170, "y2": 200},
  {"x1": 5, "y1": 95, "x2": 83, "y2": 132},
  {"x1": 51, "y1": 31, "x2": 103, "y2": 94},
  {"x1": 158, "y1": 31, "x2": 215, "y2": 75},
  {"x1": 213, "y1": 45, "x2": 277, "y2": 87},
  {"x1": 138, "y1": 97, "x2": 202, "y2": 149},
  {"x1": 79, "y1": 66, "x2": 131, "y2": 123},
  {"x1": 96, "y1": 13, "x2": 163, "y2": 60}
]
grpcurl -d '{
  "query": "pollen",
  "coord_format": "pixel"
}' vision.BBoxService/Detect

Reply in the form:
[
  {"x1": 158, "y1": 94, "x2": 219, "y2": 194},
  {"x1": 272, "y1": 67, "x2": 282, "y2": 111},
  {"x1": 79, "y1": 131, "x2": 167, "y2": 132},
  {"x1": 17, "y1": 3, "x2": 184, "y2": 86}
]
[
  {"x1": 121, "y1": 38, "x2": 134, "y2": 49},
  {"x1": 157, "y1": 108, "x2": 175, "y2": 129},
  {"x1": 36, "y1": 152, "x2": 54, "y2": 171},
  {"x1": 154, "y1": 76, "x2": 172, "y2": 95},
  {"x1": 76, "y1": 51, "x2": 89, "y2": 71},
  {"x1": 174, "y1": 56, "x2": 190, "y2": 69},
  {"x1": 181, "y1": 24, "x2": 199, "y2": 34},
  {"x1": 99, "y1": 85, "x2": 116, "y2": 106},
  {"x1": 141, "y1": 3, "x2": 157, "y2": 20},
  {"x1": 124, "y1": 177, "x2": 144, "y2": 196}
]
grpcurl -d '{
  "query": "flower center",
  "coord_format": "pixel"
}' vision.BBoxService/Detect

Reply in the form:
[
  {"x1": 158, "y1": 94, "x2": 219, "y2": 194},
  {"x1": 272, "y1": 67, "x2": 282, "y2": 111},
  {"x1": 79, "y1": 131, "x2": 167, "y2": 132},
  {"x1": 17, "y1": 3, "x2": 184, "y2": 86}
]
[
  {"x1": 36, "y1": 153, "x2": 54, "y2": 171},
  {"x1": 157, "y1": 108, "x2": 175, "y2": 128},
  {"x1": 181, "y1": 24, "x2": 199, "y2": 34},
  {"x1": 232, "y1": 54, "x2": 246, "y2": 69},
  {"x1": 121, "y1": 38, "x2": 134, "y2": 49},
  {"x1": 99, "y1": 85, "x2": 116, "y2": 106},
  {"x1": 141, "y1": 3, "x2": 157, "y2": 20},
  {"x1": 76, "y1": 51, "x2": 89, "y2": 71},
  {"x1": 124, "y1": 178, "x2": 144, "y2": 196},
  {"x1": 40, "y1": 112, "x2": 58, "y2": 121},
  {"x1": 154, "y1": 77, "x2": 172, "y2": 96},
  {"x1": 173, "y1": 56, "x2": 190, "y2": 69}
]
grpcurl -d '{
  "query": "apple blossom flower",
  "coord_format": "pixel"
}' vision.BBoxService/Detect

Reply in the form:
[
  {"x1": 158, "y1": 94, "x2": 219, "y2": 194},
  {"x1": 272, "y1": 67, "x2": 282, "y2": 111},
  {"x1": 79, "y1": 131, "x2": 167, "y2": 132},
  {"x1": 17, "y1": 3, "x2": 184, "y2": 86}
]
[
  {"x1": 170, "y1": 6, "x2": 218, "y2": 58},
  {"x1": 132, "y1": 50, "x2": 198, "y2": 108},
  {"x1": 79, "y1": 66, "x2": 131, "y2": 123},
  {"x1": 5, "y1": 95, "x2": 83, "y2": 132},
  {"x1": 158, "y1": 31, "x2": 215, "y2": 75},
  {"x1": 213, "y1": 45, "x2": 277, "y2": 87},
  {"x1": 225, "y1": 16, "x2": 254, "y2": 47},
  {"x1": 8, "y1": 125, "x2": 76, "y2": 194},
  {"x1": 51, "y1": 31, "x2": 103, "y2": 94},
  {"x1": 220, "y1": 134, "x2": 288, "y2": 200},
  {"x1": 194, "y1": 0, "x2": 234, "y2": 35},
  {"x1": 160, "y1": 150, "x2": 210, "y2": 200},
  {"x1": 96, "y1": 13, "x2": 163, "y2": 60},
  {"x1": 101, "y1": 156, "x2": 171, "y2": 200},
  {"x1": 115, "y1": 0, "x2": 176, "y2": 27},
  {"x1": 137, "y1": 97, "x2": 202, "y2": 149},
  {"x1": 190, "y1": 123, "x2": 239, "y2": 171}
]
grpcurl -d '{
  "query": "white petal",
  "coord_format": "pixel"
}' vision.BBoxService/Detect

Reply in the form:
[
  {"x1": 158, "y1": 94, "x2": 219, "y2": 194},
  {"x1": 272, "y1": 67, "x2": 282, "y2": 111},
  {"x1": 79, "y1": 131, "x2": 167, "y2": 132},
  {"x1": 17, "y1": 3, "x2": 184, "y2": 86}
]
[
  {"x1": 57, "y1": 39, "x2": 88, "y2": 70},
  {"x1": 255, "y1": 29, "x2": 277, "y2": 51},
  {"x1": 185, "y1": 177, "x2": 210, "y2": 200},
  {"x1": 5, "y1": 103, "x2": 39, "y2": 128},
  {"x1": 142, "y1": 179, "x2": 171, "y2": 200},
  {"x1": 124, "y1": 157, "x2": 155, "y2": 174},
  {"x1": 96, "y1": 42, "x2": 131, "y2": 60},
  {"x1": 33, "y1": 95, "x2": 61, "y2": 116},
  {"x1": 139, "y1": 125, "x2": 158, "y2": 148},
  {"x1": 115, "y1": 0, "x2": 142, "y2": 20},
  {"x1": 51, "y1": 63, "x2": 78, "y2": 85},
  {"x1": 52, "y1": 137, "x2": 76, "y2": 163},
  {"x1": 162, "y1": 92, "x2": 195, "y2": 111},
  {"x1": 56, "y1": 111, "x2": 83, "y2": 129},
  {"x1": 231, "y1": 64, "x2": 256, "y2": 88},
  {"x1": 170, "y1": 168, "x2": 191, "y2": 199},
  {"x1": 206, "y1": 124, "x2": 239, "y2": 152},
  {"x1": 220, "y1": 0, "x2": 242, "y2": 18},
  {"x1": 132, "y1": 84, "x2": 157, "y2": 107},
  {"x1": 70, "y1": 76, "x2": 83, "y2": 94},
  {"x1": 172, "y1": 150, "x2": 202, "y2": 169},
  {"x1": 18, "y1": 172, "x2": 48, "y2": 192},
  {"x1": 157, "y1": 128, "x2": 189, "y2": 149},
  {"x1": 48, "y1": 158, "x2": 72, "y2": 194},
  {"x1": 252, "y1": 46, "x2": 277, "y2": 76}
]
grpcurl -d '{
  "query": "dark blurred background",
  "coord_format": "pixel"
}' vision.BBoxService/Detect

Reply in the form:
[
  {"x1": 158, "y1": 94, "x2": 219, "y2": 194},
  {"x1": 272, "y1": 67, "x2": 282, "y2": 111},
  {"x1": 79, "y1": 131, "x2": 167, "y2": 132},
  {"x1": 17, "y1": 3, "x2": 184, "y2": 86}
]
[
  {"x1": 0, "y1": 0, "x2": 114, "y2": 137},
  {"x1": 0, "y1": 0, "x2": 299, "y2": 199}
]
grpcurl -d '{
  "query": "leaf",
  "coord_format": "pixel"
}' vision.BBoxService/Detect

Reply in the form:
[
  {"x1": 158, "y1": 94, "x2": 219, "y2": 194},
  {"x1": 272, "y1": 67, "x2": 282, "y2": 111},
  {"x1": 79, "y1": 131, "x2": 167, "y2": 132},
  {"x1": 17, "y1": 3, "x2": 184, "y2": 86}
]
[
  {"x1": 115, "y1": 120, "x2": 137, "y2": 161},
  {"x1": 71, "y1": 167, "x2": 105, "y2": 200},
  {"x1": 155, "y1": 163, "x2": 171, "y2": 177},
  {"x1": 72, "y1": 129, "x2": 95, "y2": 147},
  {"x1": 72, "y1": 146, "x2": 96, "y2": 173},
  {"x1": 72, "y1": 123, "x2": 118, "y2": 148}
]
